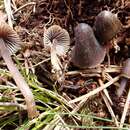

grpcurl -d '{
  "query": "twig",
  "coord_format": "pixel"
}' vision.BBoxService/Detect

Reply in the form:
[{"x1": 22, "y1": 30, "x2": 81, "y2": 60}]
[
  {"x1": 70, "y1": 97, "x2": 88, "y2": 114},
  {"x1": 101, "y1": 92, "x2": 119, "y2": 127},
  {"x1": 0, "y1": 102, "x2": 26, "y2": 110},
  {"x1": 0, "y1": 85, "x2": 17, "y2": 89},
  {"x1": 66, "y1": 65, "x2": 122, "y2": 77},
  {"x1": 11, "y1": 0, "x2": 17, "y2": 10},
  {"x1": 63, "y1": 0, "x2": 73, "y2": 19},
  {"x1": 98, "y1": 79, "x2": 119, "y2": 127},
  {"x1": 119, "y1": 86, "x2": 130, "y2": 128},
  {"x1": 44, "y1": 13, "x2": 54, "y2": 27},
  {"x1": 80, "y1": 73, "x2": 101, "y2": 77},
  {"x1": 105, "y1": 73, "x2": 120, "y2": 89},
  {"x1": 98, "y1": 79, "x2": 113, "y2": 105},
  {"x1": 69, "y1": 76, "x2": 120, "y2": 104},
  {"x1": 62, "y1": 93, "x2": 77, "y2": 108},
  {"x1": 13, "y1": 2, "x2": 36, "y2": 14},
  {"x1": 32, "y1": 58, "x2": 51, "y2": 67},
  {"x1": 4, "y1": 0, "x2": 13, "y2": 27}
]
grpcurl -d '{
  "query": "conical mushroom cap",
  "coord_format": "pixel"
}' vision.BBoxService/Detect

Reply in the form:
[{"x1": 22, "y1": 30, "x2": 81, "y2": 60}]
[
  {"x1": 0, "y1": 21, "x2": 21, "y2": 54},
  {"x1": 94, "y1": 10, "x2": 122, "y2": 43},
  {"x1": 71, "y1": 23, "x2": 106, "y2": 68},
  {"x1": 44, "y1": 25, "x2": 70, "y2": 56}
]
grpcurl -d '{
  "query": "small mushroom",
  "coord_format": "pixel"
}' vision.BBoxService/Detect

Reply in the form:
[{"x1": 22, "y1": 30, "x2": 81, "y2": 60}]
[
  {"x1": 117, "y1": 58, "x2": 130, "y2": 97},
  {"x1": 0, "y1": 21, "x2": 37, "y2": 119},
  {"x1": 44, "y1": 25, "x2": 70, "y2": 81},
  {"x1": 93, "y1": 10, "x2": 122, "y2": 43},
  {"x1": 44, "y1": 25, "x2": 70, "y2": 56},
  {"x1": 71, "y1": 23, "x2": 107, "y2": 69}
]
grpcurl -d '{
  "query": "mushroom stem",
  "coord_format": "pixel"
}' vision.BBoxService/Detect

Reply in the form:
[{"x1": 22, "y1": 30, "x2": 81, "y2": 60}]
[
  {"x1": 117, "y1": 78, "x2": 128, "y2": 97},
  {"x1": 0, "y1": 38, "x2": 37, "y2": 119},
  {"x1": 117, "y1": 58, "x2": 130, "y2": 97}
]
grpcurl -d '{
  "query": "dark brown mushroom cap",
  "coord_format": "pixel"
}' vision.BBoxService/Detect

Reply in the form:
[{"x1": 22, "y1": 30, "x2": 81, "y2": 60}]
[
  {"x1": 93, "y1": 10, "x2": 122, "y2": 43},
  {"x1": 0, "y1": 21, "x2": 21, "y2": 54},
  {"x1": 44, "y1": 25, "x2": 70, "y2": 56},
  {"x1": 71, "y1": 23, "x2": 107, "y2": 68}
]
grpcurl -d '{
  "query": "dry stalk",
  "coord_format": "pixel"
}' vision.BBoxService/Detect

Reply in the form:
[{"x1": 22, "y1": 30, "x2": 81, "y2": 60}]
[
  {"x1": 98, "y1": 79, "x2": 113, "y2": 105},
  {"x1": 13, "y1": 2, "x2": 36, "y2": 14},
  {"x1": 66, "y1": 65, "x2": 122, "y2": 77},
  {"x1": 62, "y1": 93, "x2": 77, "y2": 109},
  {"x1": 98, "y1": 79, "x2": 119, "y2": 127},
  {"x1": 0, "y1": 102, "x2": 26, "y2": 110},
  {"x1": 70, "y1": 97, "x2": 88, "y2": 114},
  {"x1": 119, "y1": 86, "x2": 130, "y2": 128},
  {"x1": 4, "y1": 0, "x2": 13, "y2": 27},
  {"x1": 11, "y1": 0, "x2": 17, "y2": 10}
]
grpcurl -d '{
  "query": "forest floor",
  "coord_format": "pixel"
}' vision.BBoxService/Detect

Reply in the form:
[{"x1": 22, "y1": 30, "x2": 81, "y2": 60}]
[{"x1": 0, "y1": 0, "x2": 130, "y2": 130}]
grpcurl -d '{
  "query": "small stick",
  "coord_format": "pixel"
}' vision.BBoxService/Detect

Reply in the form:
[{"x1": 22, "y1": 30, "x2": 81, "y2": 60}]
[
  {"x1": 66, "y1": 65, "x2": 122, "y2": 77},
  {"x1": 13, "y1": 2, "x2": 36, "y2": 14},
  {"x1": 11, "y1": 0, "x2": 17, "y2": 10},
  {"x1": 32, "y1": 58, "x2": 51, "y2": 68},
  {"x1": 99, "y1": 79, "x2": 119, "y2": 127},
  {"x1": 70, "y1": 97, "x2": 88, "y2": 114},
  {"x1": 4, "y1": 0, "x2": 13, "y2": 27},
  {"x1": 0, "y1": 102, "x2": 26, "y2": 110},
  {"x1": 119, "y1": 86, "x2": 130, "y2": 128},
  {"x1": 98, "y1": 79, "x2": 113, "y2": 105}
]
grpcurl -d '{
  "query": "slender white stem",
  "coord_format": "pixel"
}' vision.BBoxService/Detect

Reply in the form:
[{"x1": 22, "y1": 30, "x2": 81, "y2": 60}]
[
  {"x1": 117, "y1": 78, "x2": 128, "y2": 97},
  {"x1": 0, "y1": 38, "x2": 37, "y2": 119}
]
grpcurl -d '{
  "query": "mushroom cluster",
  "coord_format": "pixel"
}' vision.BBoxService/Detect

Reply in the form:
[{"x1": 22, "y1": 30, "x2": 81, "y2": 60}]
[
  {"x1": 71, "y1": 23, "x2": 107, "y2": 68},
  {"x1": 43, "y1": 11, "x2": 125, "y2": 96},
  {"x1": 71, "y1": 10, "x2": 122, "y2": 69},
  {"x1": 71, "y1": 10, "x2": 129, "y2": 97}
]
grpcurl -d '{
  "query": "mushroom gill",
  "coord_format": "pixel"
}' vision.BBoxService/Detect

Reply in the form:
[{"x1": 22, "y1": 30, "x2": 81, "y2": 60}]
[{"x1": 44, "y1": 25, "x2": 70, "y2": 56}]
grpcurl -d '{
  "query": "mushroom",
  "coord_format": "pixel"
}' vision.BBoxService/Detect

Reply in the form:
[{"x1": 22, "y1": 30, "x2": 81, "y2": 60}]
[
  {"x1": 71, "y1": 23, "x2": 107, "y2": 68},
  {"x1": 44, "y1": 25, "x2": 70, "y2": 81},
  {"x1": 0, "y1": 21, "x2": 37, "y2": 119},
  {"x1": 117, "y1": 58, "x2": 130, "y2": 97},
  {"x1": 93, "y1": 10, "x2": 122, "y2": 43},
  {"x1": 44, "y1": 25, "x2": 70, "y2": 56}
]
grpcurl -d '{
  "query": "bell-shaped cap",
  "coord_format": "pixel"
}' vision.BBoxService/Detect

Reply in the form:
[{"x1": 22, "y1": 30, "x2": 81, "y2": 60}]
[
  {"x1": 0, "y1": 21, "x2": 21, "y2": 54},
  {"x1": 94, "y1": 10, "x2": 122, "y2": 43},
  {"x1": 44, "y1": 25, "x2": 70, "y2": 56}
]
